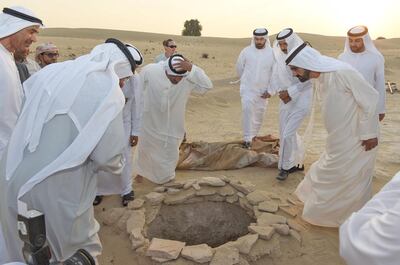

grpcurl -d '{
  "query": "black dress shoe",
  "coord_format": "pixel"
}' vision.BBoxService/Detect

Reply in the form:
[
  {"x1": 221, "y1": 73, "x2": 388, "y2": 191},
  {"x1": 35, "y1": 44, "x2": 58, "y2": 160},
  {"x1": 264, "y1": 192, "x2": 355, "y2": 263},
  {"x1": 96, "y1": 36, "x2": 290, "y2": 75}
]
[
  {"x1": 243, "y1": 141, "x2": 252, "y2": 149},
  {"x1": 122, "y1": 190, "x2": 135, "y2": 207},
  {"x1": 93, "y1": 195, "x2": 103, "y2": 206},
  {"x1": 276, "y1": 169, "x2": 289, "y2": 181}
]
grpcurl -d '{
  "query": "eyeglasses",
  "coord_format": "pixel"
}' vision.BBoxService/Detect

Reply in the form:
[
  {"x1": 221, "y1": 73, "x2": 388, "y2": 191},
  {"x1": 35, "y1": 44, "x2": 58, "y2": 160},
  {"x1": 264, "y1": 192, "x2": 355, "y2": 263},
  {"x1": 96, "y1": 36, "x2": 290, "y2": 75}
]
[
  {"x1": 42, "y1": 52, "x2": 59, "y2": 58},
  {"x1": 167, "y1": 45, "x2": 177, "y2": 48}
]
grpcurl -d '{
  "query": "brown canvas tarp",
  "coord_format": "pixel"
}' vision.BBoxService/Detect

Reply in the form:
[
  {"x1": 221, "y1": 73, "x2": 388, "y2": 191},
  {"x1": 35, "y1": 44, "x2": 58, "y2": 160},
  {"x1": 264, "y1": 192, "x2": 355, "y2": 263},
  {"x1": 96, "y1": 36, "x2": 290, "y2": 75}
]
[{"x1": 177, "y1": 135, "x2": 279, "y2": 170}]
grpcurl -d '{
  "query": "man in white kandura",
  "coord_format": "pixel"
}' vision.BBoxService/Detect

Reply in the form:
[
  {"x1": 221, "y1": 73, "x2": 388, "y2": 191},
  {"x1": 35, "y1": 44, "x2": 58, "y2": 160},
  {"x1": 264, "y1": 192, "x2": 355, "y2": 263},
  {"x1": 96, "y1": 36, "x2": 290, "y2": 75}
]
[
  {"x1": 287, "y1": 43, "x2": 379, "y2": 227},
  {"x1": 95, "y1": 47, "x2": 143, "y2": 206},
  {"x1": 339, "y1": 25, "x2": 385, "y2": 122},
  {"x1": 270, "y1": 28, "x2": 312, "y2": 180},
  {"x1": 340, "y1": 170, "x2": 400, "y2": 265},
  {"x1": 0, "y1": 6, "x2": 42, "y2": 263},
  {"x1": 236, "y1": 28, "x2": 274, "y2": 149},
  {"x1": 0, "y1": 39, "x2": 142, "y2": 263},
  {"x1": 133, "y1": 54, "x2": 212, "y2": 184}
]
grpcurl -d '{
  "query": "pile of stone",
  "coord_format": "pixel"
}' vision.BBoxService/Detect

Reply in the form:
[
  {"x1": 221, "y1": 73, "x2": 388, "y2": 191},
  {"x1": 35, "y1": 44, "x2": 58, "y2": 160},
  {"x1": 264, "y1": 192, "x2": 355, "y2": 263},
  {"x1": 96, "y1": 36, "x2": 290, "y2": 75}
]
[{"x1": 100, "y1": 176, "x2": 306, "y2": 264}]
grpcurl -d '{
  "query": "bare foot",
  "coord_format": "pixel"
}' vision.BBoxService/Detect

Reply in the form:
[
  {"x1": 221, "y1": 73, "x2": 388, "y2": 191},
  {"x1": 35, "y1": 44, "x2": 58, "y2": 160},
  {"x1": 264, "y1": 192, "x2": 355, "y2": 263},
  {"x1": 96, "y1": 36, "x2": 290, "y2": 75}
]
[{"x1": 135, "y1": 175, "x2": 143, "y2": 183}]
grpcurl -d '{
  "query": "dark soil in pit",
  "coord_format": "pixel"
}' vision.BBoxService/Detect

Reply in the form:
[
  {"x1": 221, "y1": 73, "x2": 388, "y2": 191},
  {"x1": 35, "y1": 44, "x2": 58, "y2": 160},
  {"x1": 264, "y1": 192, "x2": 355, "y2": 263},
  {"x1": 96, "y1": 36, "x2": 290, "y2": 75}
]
[{"x1": 147, "y1": 201, "x2": 255, "y2": 247}]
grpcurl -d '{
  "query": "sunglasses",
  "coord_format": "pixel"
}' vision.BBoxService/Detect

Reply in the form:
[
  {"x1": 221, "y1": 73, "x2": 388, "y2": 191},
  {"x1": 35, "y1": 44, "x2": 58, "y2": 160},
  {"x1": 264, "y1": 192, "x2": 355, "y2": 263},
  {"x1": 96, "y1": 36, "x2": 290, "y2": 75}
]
[
  {"x1": 167, "y1": 45, "x2": 177, "y2": 48},
  {"x1": 42, "y1": 52, "x2": 59, "y2": 58}
]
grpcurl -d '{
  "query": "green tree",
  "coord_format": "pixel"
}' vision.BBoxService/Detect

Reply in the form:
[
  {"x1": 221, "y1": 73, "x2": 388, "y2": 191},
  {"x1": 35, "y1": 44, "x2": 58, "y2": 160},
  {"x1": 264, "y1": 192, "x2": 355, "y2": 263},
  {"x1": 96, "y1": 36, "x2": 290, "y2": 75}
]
[{"x1": 182, "y1": 19, "x2": 202, "y2": 36}]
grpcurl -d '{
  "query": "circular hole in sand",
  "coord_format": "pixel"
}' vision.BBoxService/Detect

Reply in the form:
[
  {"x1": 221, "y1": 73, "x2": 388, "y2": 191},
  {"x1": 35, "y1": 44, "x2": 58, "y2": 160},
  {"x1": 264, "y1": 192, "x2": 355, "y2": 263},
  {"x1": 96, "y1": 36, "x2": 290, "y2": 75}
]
[{"x1": 147, "y1": 201, "x2": 255, "y2": 247}]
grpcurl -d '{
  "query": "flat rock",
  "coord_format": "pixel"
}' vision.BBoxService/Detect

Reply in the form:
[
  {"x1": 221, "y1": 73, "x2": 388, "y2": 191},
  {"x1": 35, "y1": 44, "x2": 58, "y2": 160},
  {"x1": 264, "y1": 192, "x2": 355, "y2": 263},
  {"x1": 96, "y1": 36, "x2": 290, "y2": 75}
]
[
  {"x1": 246, "y1": 190, "x2": 271, "y2": 205},
  {"x1": 128, "y1": 199, "x2": 145, "y2": 210},
  {"x1": 145, "y1": 205, "x2": 161, "y2": 225},
  {"x1": 271, "y1": 224, "x2": 290, "y2": 235},
  {"x1": 181, "y1": 244, "x2": 213, "y2": 263},
  {"x1": 248, "y1": 225, "x2": 275, "y2": 240},
  {"x1": 206, "y1": 194, "x2": 225, "y2": 202},
  {"x1": 218, "y1": 175, "x2": 231, "y2": 183},
  {"x1": 163, "y1": 257, "x2": 197, "y2": 265},
  {"x1": 257, "y1": 213, "x2": 287, "y2": 226},
  {"x1": 253, "y1": 206, "x2": 262, "y2": 218},
  {"x1": 164, "y1": 182, "x2": 185, "y2": 189},
  {"x1": 129, "y1": 228, "x2": 145, "y2": 250},
  {"x1": 183, "y1": 179, "x2": 197, "y2": 190},
  {"x1": 126, "y1": 209, "x2": 145, "y2": 234},
  {"x1": 154, "y1": 186, "x2": 167, "y2": 193},
  {"x1": 195, "y1": 186, "x2": 218, "y2": 196},
  {"x1": 146, "y1": 238, "x2": 186, "y2": 260},
  {"x1": 198, "y1": 177, "x2": 226, "y2": 187},
  {"x1": 258, "y1": 201, "x2": 279, "y2": 213},
  {"x1": 217, "y1": 185, "x2": 236, "y2": 196},
  {"x1": 226, "y1": 194, "x2": 239, "y2": 204},
  {"x1": 116, "y1": 210, "x2": 134, "y2": 231},
  {"x1": 192, "y1": 183, "x2": 201, "y2": 190},
  {"x1": 210, "y1": 247, "x2": 239, "y2": 265},
  {"x1": 152, "y1": 256, "x2": 172, "y2": 263},
  {"x1": 279, "y1": 206, "x2": 298, "y2": 217},
  {"x1": 232, "y1": 234, "x2": 258, "y2": 254},
  {"x1": 167, "y1": 188, "x2": 181, "y2": 195},
  {"x1": 145, "y1": 192, "x2": 165, "y2": 205},
  {"x1": 237, "y1": 192, "x2": 245, "y2": 198},
  {"x1": 100, "y1": 207, "x2": 125, "y2": 225},
  {"x1": 230, "y1": 181, "x2": 256, "y2": 195},
  {"x1": 239, "y1": 197, "x2": 254, "y2": 212},
  {"x1": 248, "y1": 234, "x2": 281, "y2": 261},
  {"x1": 134, "y1": 239, "x2": 150, "y2": 254},
  {"x1": 164, "y1": 189, "x2": 196, "y2": 205}
]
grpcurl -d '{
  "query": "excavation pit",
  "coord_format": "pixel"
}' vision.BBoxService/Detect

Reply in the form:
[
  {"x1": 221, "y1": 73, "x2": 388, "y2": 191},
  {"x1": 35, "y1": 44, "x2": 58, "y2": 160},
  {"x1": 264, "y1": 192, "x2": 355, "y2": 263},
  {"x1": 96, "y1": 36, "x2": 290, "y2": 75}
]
[{"x1": 147, "y1": 201, "x2": 255, "y2": 247}]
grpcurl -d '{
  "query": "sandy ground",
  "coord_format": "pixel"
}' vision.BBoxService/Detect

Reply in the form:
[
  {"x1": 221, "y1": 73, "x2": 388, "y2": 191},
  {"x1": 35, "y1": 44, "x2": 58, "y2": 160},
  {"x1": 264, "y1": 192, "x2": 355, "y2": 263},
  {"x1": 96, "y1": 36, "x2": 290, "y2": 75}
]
[{"x1": 36, "y1": 29, "x2": 400, "y2": 264}]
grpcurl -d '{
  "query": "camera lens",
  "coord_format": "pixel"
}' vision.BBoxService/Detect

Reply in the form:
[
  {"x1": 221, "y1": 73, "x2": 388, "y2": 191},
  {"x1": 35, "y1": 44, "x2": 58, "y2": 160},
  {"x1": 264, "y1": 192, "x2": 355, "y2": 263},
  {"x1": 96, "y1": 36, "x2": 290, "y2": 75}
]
[{"x1": 63, "y1": 249, "x2": 95, "y2": 265}]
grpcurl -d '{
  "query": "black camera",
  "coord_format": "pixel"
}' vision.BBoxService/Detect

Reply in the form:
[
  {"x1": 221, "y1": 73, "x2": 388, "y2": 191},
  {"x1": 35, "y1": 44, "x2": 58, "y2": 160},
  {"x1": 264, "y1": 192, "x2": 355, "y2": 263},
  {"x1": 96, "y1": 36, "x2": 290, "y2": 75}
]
[
  {"x1": 17, "y1": 208, "x2": 95, "y2": 265},
  {"x1": 17, "y1": 209, "x2": 51, "y2": 265}
]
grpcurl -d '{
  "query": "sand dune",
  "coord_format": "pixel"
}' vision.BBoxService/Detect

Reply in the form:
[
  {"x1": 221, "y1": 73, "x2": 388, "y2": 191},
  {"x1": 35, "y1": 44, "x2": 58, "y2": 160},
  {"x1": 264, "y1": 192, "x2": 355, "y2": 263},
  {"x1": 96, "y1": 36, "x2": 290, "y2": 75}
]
[{"x1": 34, "y1": 28, "x2": 400, "y2": 265}]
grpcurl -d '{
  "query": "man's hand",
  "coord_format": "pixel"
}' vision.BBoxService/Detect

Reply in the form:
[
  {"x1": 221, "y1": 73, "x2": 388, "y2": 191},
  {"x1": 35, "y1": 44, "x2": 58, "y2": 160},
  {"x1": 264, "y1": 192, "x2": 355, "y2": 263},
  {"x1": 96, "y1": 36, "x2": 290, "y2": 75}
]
[
  {"x1": 173, "y1": 57, "x2": 193, "y2": 72},
  {"x1": 361, "y1": 137, "x2": 378, "y2": 151},
  {"x1": 379, "y1": 113, "x2": 385, "y2": 122},
  {"x1": 261, "y1": 91, "x2": 271, "y2": 99},
  {"x1": 279, "y1": 90, "x2": 292, "y2": 104},
  {"x1": 130, "y1": 135, "x2": 139, "y2": 147}
]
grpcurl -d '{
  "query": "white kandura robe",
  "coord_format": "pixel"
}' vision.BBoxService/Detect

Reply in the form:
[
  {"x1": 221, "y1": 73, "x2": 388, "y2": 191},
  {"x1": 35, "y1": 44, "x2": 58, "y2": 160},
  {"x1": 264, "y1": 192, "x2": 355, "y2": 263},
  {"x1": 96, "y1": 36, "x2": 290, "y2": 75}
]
[
  {"x1": 0, "y1": 112, "x2": 124, "y2": 263},
  {"x1": 0, "y1": 43, "x2": 24, "y2": 263},
  {"x1": 295, "y1": 69, "x2": 379, "y2": 227},
  {"x1": 0, "y1": 43, "x2": 23, "y2": 159},
  {"x1": 339, "y1": 170, "x2": 400, "y2": 265},
  {"x1": 236, "y1": 44, "x2": 274, "y2": 142},
  {"x1": 133, "y1": 63, "x2": 212, "y2": 184},
  {"x1": 270, "y1": 61, "x2": 312, "y2": 170},
  {"x1": 339, "y1": 50, "x2": 385, "y2": 114},
  {"x1": 96, "y1": 76, "x2": 141, "y2": 196}
]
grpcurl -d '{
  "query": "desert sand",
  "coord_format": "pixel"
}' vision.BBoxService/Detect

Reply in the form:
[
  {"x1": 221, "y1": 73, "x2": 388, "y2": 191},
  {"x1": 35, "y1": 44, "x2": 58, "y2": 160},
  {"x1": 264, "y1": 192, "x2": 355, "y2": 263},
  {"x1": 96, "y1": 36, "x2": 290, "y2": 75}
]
[{"x1": 35, "y1": 28, "x2": 400, "y2": 264}]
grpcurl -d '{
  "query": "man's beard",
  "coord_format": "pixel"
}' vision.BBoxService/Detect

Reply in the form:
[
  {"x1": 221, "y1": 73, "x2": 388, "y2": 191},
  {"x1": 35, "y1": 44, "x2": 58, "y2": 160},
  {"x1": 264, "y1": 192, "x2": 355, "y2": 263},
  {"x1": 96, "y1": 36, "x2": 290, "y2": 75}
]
[
  {"x1": 255, "y1": 43, "x2": 265, "y2": 49},
  {"x1": 296, "y1": 69, "x2": 311, "y2": 82}
]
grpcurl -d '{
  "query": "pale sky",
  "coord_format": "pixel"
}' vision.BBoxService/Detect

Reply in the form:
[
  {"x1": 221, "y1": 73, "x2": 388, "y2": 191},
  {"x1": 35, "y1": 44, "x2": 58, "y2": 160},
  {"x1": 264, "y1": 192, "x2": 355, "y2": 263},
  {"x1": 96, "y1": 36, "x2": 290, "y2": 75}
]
[{"x1": 2, "y1": 0, "x2": 400, "y2": 38}]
